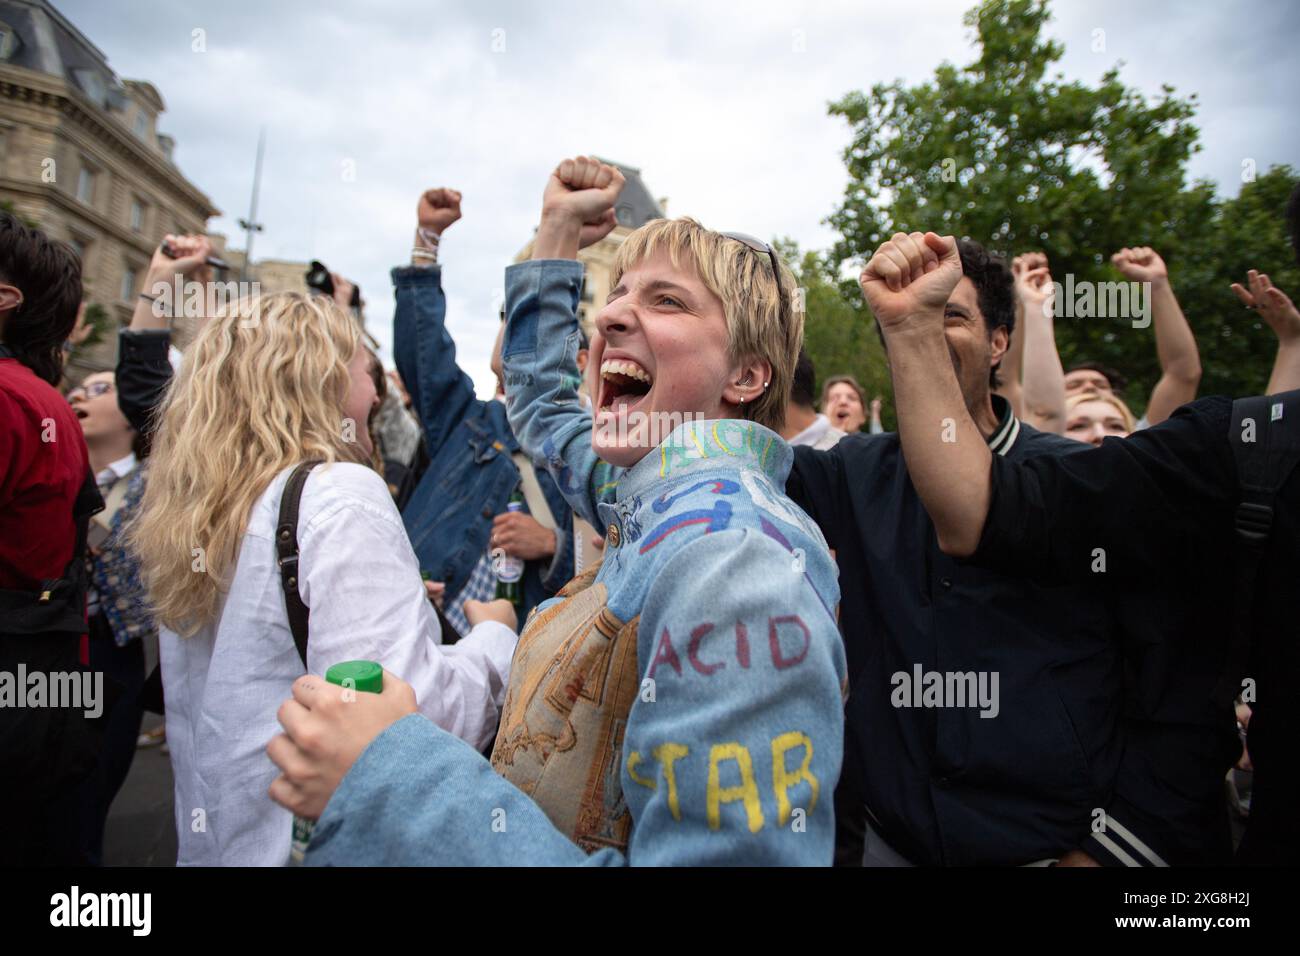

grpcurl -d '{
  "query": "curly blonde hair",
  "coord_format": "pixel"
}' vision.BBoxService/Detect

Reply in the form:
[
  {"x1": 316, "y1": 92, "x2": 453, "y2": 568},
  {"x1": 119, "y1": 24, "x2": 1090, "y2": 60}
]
[
  {"x1": 611, "y1": 218, "x2": 802, "y2": 433},
  {"x1": 129, "y1": 292, "x2": 367, "y2": 635}
]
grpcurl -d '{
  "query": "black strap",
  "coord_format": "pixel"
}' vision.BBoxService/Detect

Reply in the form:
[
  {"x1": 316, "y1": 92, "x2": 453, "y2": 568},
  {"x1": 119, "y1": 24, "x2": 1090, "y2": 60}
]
[
  {"x1": 1219, "y1": 392, "x2": 1300, "y2": 701},
  {"x1": 0, "y1": 466, "x2": 102, "y2": 637},
  {"x1": 276, "y1": 461, "x2": 321, "y2": 669}
]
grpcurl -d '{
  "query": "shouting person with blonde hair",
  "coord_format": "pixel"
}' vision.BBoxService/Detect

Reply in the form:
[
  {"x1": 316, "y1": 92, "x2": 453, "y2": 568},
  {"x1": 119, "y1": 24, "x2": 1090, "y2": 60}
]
[
  {"x1": 132, "y1": 291, "x2": 518, "y2": 866},
  {"x1": 268, "y1": 157, "x2": 846, "y2": 866}
]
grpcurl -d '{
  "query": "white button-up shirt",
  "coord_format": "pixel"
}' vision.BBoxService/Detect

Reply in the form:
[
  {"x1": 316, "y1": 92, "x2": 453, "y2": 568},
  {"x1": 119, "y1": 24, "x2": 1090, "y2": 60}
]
[{"x1": 162, "y1": 461, "x2": 517, "y2": 866}]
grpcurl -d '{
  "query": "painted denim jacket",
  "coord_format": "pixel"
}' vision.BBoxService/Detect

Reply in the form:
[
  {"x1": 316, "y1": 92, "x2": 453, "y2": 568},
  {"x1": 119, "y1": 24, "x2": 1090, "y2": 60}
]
[{"x1": 306, "y1": 260, "x2": 846, "y2": 866}]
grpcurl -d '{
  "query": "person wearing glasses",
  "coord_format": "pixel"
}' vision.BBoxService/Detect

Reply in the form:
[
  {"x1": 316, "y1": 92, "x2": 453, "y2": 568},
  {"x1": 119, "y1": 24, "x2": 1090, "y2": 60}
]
[
  {"x1": 268, "y1": 156, "x2": 846, "y2": 866},
  {"x1": 66, "y1": 371, "x2": 155, "y2": 863}
]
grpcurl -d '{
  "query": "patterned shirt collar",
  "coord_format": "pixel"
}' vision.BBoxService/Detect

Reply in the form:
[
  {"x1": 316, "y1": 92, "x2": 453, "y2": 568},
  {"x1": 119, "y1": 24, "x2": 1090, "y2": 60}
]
[
  {"x1": 986, "y1": 394, "x2": 1020, "y2": 457},
  {"x1": 617, "y1": 417, "x2": 791, "y2": 501}
]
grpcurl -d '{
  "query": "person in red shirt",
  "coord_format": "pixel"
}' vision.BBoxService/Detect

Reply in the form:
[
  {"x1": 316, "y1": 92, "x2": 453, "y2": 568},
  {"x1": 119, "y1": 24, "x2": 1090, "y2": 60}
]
[{"x1": 0, "y1": 210, "x2": 98, "y2": 864}]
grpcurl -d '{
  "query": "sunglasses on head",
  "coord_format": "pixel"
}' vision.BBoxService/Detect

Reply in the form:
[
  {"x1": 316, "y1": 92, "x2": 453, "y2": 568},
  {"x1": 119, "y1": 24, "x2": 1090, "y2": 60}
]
[{"x1": 721, "y1": 232, "x2": 787, "y2": 322}]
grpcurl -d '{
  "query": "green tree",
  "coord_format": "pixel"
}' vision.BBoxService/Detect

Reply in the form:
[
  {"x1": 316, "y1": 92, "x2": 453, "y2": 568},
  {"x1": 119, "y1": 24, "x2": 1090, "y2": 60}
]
[
  {"x1": 827, "y1": 0, "x2": 1297, "y2": 410},
  {"x1": 778, "y1": 239, "x2": 895, "y2": 430}
]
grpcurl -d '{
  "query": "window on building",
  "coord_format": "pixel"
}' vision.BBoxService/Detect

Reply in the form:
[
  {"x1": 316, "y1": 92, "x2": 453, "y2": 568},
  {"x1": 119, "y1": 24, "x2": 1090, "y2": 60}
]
[
  {"x1": 121, "y1": 267, "x2": 138, "y2": 302},
  {"x1": 130, "y1": 199, "x2": 145, "y2": 232},
  {"x1": 133, "y1": 112, "x2": 148, "y2": 139},
  {"x1": 69, "y1": 237, "x2": 90, "y2": 266},
  {"x1": 76, "y1": 166, "x2": 95, "y2": 204}
]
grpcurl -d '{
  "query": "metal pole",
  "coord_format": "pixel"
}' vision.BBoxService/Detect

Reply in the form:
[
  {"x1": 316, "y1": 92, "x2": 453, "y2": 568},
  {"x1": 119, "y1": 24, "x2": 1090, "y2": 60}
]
[{"x1": 238, "y1": 128, "x2": 266, "y2": 283}]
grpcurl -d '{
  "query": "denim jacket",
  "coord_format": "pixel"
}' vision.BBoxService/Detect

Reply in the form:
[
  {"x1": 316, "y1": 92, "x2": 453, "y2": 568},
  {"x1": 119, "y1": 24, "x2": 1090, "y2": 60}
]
[
  {"x1": 392, "y1": 265, "x2": 574, "y2": 620},
  {"x1": 306, "y1": 261, "x2": 846, "y2": 866}
]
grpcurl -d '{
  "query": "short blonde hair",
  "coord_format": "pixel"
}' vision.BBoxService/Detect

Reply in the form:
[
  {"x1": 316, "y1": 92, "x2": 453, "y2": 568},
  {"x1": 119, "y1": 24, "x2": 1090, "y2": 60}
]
[
  {"x1": 1066, "y1": 388, "x2": 1136, "y2": 433},
  {"x1": 611, "y1": 218, "x2": 801, "y2": 433}
]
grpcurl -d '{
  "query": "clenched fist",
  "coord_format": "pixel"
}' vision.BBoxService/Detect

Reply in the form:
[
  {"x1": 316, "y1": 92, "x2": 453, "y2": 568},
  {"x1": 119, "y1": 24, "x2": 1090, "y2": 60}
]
[
  {"x1": 1011, "y1": 251, "x2": 1054, "y2": 315},
  {"x1": 417, "y1": 188, "x2": 462, "y2": 235},
  {"x1": 859, "y1": 231, "x2": 963, "y2": 331},
  {"x1": 147, "y1": 233, "x2": 213, "y2": 288},
  {"x1": 1111, "y1": 246, "x2": 1168, "y2": 285},
  {"x1": 542, "y1": 156, "x2": 623, "y2": 248}
]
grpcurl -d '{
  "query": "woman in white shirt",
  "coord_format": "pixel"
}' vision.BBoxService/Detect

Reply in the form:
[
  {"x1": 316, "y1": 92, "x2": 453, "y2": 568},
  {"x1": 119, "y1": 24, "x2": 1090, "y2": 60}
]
[{"x1": 131, "y1": 291, "x2": 517, "y2": 865}]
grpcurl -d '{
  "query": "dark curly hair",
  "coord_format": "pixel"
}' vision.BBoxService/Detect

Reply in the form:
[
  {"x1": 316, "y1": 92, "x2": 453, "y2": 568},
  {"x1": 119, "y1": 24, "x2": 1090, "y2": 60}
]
[
  {"x1": 0, "y1": 212, "x2": 83, "y2": 385},
  {"x1": 956, "y1": 239, "x2": 1015, "y2": 389}
]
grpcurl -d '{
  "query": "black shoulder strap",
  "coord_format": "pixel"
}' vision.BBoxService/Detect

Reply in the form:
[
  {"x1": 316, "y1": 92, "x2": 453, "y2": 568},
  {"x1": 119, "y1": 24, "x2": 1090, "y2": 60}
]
[
  {"x1": 1219, "y1": 392, "x2": 1300, "y2": 701},
  {"x1": 276, "y1": 461, "x2": 322, "y2": 670}
]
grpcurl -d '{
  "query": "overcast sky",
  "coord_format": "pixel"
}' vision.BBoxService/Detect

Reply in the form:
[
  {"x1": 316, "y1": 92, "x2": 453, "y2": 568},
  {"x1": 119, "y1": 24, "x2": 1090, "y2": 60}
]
[{"x1": 57, "y1": 0, "x2": 1300, "y2": 396}]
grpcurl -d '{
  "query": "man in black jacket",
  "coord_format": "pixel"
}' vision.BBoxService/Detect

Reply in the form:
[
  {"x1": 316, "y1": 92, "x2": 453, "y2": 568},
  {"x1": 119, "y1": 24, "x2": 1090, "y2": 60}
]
[
  {"x1": 865, "y1": 229, "x2": 1290, "y2": 864},
  {"x1": 788, "y1": 238, "x2": 1234, "y2": 866}
]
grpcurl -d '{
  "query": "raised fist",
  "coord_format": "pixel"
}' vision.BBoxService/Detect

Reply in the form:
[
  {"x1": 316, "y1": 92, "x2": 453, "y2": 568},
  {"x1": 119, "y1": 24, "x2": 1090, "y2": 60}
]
[
  {"x1": 417, "y1": 188, "x2": 462, "y2": 235},
  {"x1": 148, "y1": 233, "x2": 212, "y2": 286},
  {"x1": 859, "y1": 231, "x2": 962, "y2": 331},
  {"x1": 542, "y1": 156, "x2": 624, "y2": 242},
  {"x1": 1011, "y1": 251, "x2": 1054, "y2": 312},
  {"x1": 1111, "y1": 246, "x2": 1168, "y2": 284}
]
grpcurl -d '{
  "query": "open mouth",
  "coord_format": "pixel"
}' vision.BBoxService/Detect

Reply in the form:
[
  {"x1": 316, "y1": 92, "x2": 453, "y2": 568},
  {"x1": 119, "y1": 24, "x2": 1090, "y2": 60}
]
[
  {"x1": 831, "y1": 408, "x2": 850, "y2": 424},
  {"x1": 598, "y1": 358, "x2": 653, "y2": 414},
  {"x1": 74, "y1": 408, "x2": 89, "y2": 420}
]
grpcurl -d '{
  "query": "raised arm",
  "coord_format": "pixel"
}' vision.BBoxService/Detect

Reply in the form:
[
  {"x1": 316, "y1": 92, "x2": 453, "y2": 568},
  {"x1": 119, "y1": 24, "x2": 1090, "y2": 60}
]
[
  {"x1": 864, "y1": 231, "x2": 991, "y2": 555},
  {"x1": 1231, "y1": 269, "x2": 1300, "y2": 395},
  {"x1": 503, "y1": 157, "x2": 624, "y2": 527},
  {"x1": 391, "y1": 189, "x2": 478, "y2": 457},
  {"x1": 1113, "y1": 247, "x2": 1201, "y2": 425},
  {"x1": 1009, "y1": 252, "x2": 1066, "y2": 434},
  {"x1": 117, "y1": 234, "x2": 212, "y2": 439}
]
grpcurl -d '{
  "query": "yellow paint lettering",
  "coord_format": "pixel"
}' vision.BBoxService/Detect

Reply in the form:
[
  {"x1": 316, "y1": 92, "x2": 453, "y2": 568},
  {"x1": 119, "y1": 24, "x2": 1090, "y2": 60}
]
[
  {"x1": 771, "y1": 731, "x2": 819, "y2": 825},
  {"x1": 706, "y1": 742, "x2": 764, "y2": 833},
  {"x1": 653, "y1": 742, "x2": 689, "y2": 821}
]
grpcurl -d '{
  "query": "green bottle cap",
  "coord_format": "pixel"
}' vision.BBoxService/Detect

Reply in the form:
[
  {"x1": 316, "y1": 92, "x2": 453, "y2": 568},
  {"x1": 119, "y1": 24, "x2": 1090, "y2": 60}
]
[{"x1": 324, "y1": 660, "x2": 383, "y2": 694}]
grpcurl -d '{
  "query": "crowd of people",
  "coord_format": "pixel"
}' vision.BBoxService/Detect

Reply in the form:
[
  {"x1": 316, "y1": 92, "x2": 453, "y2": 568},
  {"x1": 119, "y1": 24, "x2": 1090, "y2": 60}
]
[{"x1": 1, "y1": 153, "x2": 1297, "y2": 866}]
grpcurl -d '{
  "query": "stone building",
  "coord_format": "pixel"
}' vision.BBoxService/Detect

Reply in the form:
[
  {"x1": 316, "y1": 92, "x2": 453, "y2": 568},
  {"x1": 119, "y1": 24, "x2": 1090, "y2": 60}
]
[
  {"x1": 0, "y1": 0, "x2": 219, "y2": 377},
  {"x1": 515, "y1": 159, "x2": 665, "y2": 336}
]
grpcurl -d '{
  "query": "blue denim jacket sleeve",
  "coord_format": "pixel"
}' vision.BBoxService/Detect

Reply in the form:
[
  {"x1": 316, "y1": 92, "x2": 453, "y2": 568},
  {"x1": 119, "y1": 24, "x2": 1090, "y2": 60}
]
[
  {"x1": 305, "y1": 519, "x2": 845, "y2": 866},
  {"x1": 391, "y1": 265, "x2": 478, "y2": 458},
  {"x1": 502, "y1": 260, "x2": 620, "y2": 530}
]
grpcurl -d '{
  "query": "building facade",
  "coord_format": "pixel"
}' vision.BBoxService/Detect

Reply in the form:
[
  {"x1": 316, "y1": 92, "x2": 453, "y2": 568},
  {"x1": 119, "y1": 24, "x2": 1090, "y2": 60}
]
[{"x1": 0, "y1": 0, "x2": 219, "y2": 378}]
